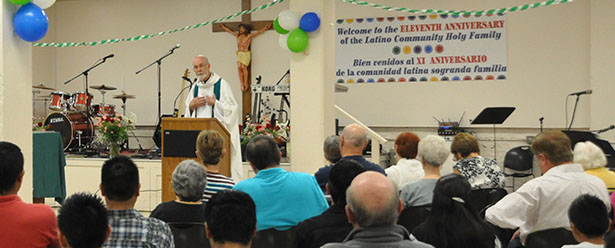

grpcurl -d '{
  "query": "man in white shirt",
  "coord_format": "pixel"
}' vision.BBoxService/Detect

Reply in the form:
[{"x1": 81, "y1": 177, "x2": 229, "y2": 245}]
[
  {"x1": 485, "y1": 131, "x2": 610, "y2": 247},
  {"x1": 184, "y1": 55, "x2": 242, "y2": 180}
]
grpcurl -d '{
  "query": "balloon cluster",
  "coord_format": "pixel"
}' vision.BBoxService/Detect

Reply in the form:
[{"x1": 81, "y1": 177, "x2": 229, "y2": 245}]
[
  {"x1": 274, "y1": 10, "x2": 320, "y2": 53},
  {"x1": 10, "y1": 0, "x2": 54, "y2": 42}
]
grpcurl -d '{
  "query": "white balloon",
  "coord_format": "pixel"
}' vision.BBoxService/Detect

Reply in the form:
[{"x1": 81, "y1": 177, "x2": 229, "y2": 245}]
[
  {"x1": 32, "y1": 0, "x2": 56, "y2": 9},
  {"x1": 277, "y1": 10, "x2": 300, "y2": 31},
  {"x1": 278, "y1": 34, "x2": 290, "y2": 51}
]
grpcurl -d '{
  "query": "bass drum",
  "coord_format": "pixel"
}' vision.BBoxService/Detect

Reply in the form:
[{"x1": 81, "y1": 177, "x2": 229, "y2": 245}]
[{"x1": 43, "y1": 112, "x2": 94, "y2": 150}]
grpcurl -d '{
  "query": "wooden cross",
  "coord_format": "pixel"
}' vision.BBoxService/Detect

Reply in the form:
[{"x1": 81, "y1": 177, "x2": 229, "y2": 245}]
[{"x1": 212, "y1": 0, "x2": 273, "y2": 122}]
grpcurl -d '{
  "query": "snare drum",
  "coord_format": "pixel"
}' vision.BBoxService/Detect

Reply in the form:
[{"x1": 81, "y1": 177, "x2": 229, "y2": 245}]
[
  {"x1": 91, "y1": 104, "x2": 116, "y2": 117},
  {"x1": 49, "y1": 91, "x2": 71, "y2": 111},
  {"x1": 71, "y1": 91, "x2": 93, "y2": 111},
  {"x1": 43, "y1": 112, "x2": 94, "y2": 150}
]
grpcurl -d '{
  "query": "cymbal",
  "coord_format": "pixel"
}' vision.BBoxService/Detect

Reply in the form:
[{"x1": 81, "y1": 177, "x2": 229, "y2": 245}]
[
  {"x1": 90, "y1": 84, "x2": 117, "y2": 91},
  {"x1": 113, "y1": 93, "x2": 136, "y2": 99},
  {"x1": 32, "y1": 83, "x2": 55, "y2": 90}
]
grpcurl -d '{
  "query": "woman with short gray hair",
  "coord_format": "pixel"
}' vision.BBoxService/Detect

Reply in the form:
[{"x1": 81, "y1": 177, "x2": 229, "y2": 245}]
[
  {"x1": 150, "y1": 159, "x2": 208, "y2": 223},
  {"x1": 574, "y1": 141, "x2": 615, "y2": 191}
]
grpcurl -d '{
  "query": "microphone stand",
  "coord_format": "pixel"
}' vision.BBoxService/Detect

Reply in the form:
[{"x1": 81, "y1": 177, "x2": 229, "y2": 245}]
[
  {"x1": 65, "y1": 57, "x2": 112, "y2": 119},
  {"x1": 567, "y1": 95, "x2": 581, "y2": 131},
  {"x1": 135, "y1": 48, "x2": 177, "y2": 123}
]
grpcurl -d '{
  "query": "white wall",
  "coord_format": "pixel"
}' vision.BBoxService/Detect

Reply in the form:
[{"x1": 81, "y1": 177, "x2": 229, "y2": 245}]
[
  {"x1": 2, "y1": 1, "x2": 34, "y2": 201},
  {"x1": 34, "y1": 0, "x2": 290, "y2": 125},
  {"x1": 334, "y1": 0, "x2": 591, "y2": 129}
]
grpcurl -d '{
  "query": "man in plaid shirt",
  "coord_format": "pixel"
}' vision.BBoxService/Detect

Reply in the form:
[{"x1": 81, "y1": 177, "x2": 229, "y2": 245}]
[{"x1": 100, "y1": 156, "x2": 174, "y2": 247}]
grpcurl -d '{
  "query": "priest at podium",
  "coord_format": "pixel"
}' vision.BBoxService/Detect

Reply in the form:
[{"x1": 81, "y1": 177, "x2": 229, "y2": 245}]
[{"x1": 185, "y1": 55, "x2": 243, "y2": 180}]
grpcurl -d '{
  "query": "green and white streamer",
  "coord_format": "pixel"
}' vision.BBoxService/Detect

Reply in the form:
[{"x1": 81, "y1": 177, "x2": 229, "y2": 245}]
[
  {"x1": 338, "y1": 0, "x2": 573, "y2": 15},
  {"x1": 33, "y1": 0, "x2": 285, "y2": 48}
]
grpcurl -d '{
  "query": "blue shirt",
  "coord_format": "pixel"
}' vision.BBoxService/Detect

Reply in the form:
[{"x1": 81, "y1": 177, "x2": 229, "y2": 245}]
[
  {"x1": 315, "y1": 156, "x2": 386, "y2": 193},
  {"x1": 234, "y1": 167, "x2": 329, "y2": 231}
]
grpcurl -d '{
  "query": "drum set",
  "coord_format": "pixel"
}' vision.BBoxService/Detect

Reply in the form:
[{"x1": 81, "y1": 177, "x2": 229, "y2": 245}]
[{"x1": 34, "y1": 83, "x2": 136, "y2": 151}]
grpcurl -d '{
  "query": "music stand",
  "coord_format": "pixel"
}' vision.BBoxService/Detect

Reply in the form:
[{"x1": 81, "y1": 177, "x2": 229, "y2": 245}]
[{"x1": 471, "y1": 107, "x2": 516, "y2": 161}]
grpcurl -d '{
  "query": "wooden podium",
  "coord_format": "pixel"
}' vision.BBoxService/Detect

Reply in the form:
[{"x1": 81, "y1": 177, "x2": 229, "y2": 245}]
[{"x1": 161, "y1": 117, "x2": 231, "y2": 202}]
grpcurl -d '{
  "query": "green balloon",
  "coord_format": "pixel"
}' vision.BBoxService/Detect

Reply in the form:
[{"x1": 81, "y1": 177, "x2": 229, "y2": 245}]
[
  {"x1": 287, "y1": 29, "x2": 308, "y2": 53},
  {"x1": 9, "y1": 0, "x2": 30, "y2": 4},
  {"x1": 273, "y1": 17, "x2": 289, "y2": 34}
]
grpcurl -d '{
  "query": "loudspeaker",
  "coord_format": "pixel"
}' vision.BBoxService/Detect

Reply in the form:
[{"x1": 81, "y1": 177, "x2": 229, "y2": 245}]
[{"x1": 153, "y1": 114, "x2": 174, "y2": 148}]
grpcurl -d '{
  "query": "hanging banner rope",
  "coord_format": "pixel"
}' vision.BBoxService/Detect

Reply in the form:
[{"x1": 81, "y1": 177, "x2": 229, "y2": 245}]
[
  {"x1": 32, "y1": 0, "x2": 285, "y2": 48},
  {"x1": 338, "y1": 0, "x2": 573, "y2": 15}
]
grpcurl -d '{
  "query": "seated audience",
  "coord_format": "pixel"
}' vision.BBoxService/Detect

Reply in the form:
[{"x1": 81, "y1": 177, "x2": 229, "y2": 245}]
[
  {"x1": 339, "y1": 123, "x2": 386, "y2": 173},
  {"x1": 0, "y1": 141, "x2": 59, "y2": 248},
  {"x1": 485, "y1": 131, "x2": 610, "y2": 247},
  {"x1": 412, "y1": 174, "x2": 500, "y2": 248},
  {"x1": 234, "y1": 135, "x2": 328, "y2": 231},
  {"x1": 605, "y1": 231, "x2": 615, "y2": 248},
  {"x1": 451, "y1": 132, "x2": 504, "y2": 189},
  {"x1": 574, "y1": 141, "x2": 615, "y2": 191},
  {"x1": 562, "y1": 194, "x2": 609, "y2": 248},
  {"x1": 196, "y1": 130, "x2": 235, "y2": 203},
  {"x1": 322, "y1": 171, "x2": 433, "y2": 248},
  {"x1": 151, "y1": 159, "x2": 208, "y2": 223},
  {"x1": 100, "y1": 156, "x2": 174, "y2": 247},
  {"x1": 315, "y1": 135, "x2": 343, "y2": 192},
  {"x1": 296, "y1": 159, "x2": 366, "y2": 248},
  {"x1": 386, "y1": 132, "x2": 424, "y2": 188},
  {"x1": 57, "y1": 192, "x2": 110, "y2": 248},
  {"x1": 205, "y1": 190, "x2": 257, "y2": 248},
  {"x1": 401, "y1": 135, "x2": 450, "y2": 207}
]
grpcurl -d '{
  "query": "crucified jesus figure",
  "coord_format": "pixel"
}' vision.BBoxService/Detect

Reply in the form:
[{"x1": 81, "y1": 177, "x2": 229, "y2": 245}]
[{"x1": 219, "y1": 23, "x2": 272, "y2": 92}]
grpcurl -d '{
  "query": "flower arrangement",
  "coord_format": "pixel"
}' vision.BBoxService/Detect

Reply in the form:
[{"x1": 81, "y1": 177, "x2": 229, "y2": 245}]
[
  {"x1": 241, "y1": 114, "x2": 289, "y2": 145},
  {"x1": 32, "y1": 116, "x2": 50, "y2": 131},
  {"x1": 95, "y1": 113, "x2": 136, "y2": 157}
]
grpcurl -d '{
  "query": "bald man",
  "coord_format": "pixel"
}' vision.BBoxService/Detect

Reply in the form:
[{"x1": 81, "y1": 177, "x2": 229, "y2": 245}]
[
  {"x1": 184, "y1": 55, "x2": 243, "y2": 180},
  {"x1": 322, "y1": 172, "x2": 432, "y2": 248},
  {"x1": 315, "y1": 124, "x2": 385, "y2": 189}
]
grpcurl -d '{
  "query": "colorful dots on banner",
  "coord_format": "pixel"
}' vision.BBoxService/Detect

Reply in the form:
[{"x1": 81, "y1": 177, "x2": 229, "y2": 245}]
[
  {"x1": 430, "y1": 77, "x2": 439, "y2": 82},
  {"x1": 337, "y1": 79, "x2": 344, "y2": 84},
  {"x1": 336, "y1": 75, "x2": 504, "y2": 84},
  {"x1": 452, "y1": 76, "x2": 461, "y2": 81},
  {"x1": 474, "y1": 75, "x2": 483, "y2": 80},
  {"x1": 392, "y1": 46, "x2": 401, "y2": 55},
  {"x1": 409, "y1": 77, "x2": 417, "y2": 82},
  {"x1": 387, "y1": 78, "x2": 395, "y2": 82},
  {"x1": 463, "y1": 76, "x2": 472, "y2": 80},
  {"x1": 440, "y1": 14, "x2": 448, "y2": 19},
  {"x1": 367, "y1": 78, "x2": 375, "y2": 83},
  {"x1": 486, "y1": 75, "x2": 495, "y2": 80},
  {"x1": 396, "y1": 16, "x2": 405, "y2": 21},
  {"x1": 429, "y1": 15, "x2": 438, "y2": 19},
  {"x1": 420, "y1": 77, "x2": 428, "y2": 82},
  {"x1": 408, "y1": 16, "x2": 416, "y2": 21},
  {"x1": 413, "y1": 46, "x2": 422, "y2": 54},
  {"x1": 336, "y1": 19, "x2": 344, "y2": 24},
  {"x1": 497, "y1": 75, "x2": 506, "y2": 80},
  {"x1": 377, "y1": 17, "x2": 385, "y2": 22},
  {"x1": 356, "y1": 18, "x2": 364, "y2": 23},
  {"x1": 377, "y1": 78, "x2": 386, "y2": 83},
  {"x1": 435, "y1": 44, "x2": 444, "y2": 53},
  {"x1": 398, "y1": 78, "x2": 406, "y2": 82},
  {"x1": 418, "y1": 15, "x2": 427, "y2": 20},
  {"x1": 357, "y1": 78, "x2": 365, "y2": 83},
  {"x1": 387, "y1": 17, "x2": 395, "y2": 22},
  {"x1": 441, "y1": 77, "x2": 449, "y2": 81},
  {"x1": 347, "y1": 79, "x2": 355, "y2": 83},
  {"x1": 424, "y1": 45, "x2": 433, "y2": 54},
  {"x1": 366, "y1": 18, "x2": 374, "y2": 22},
  {"x1": 346, "y1": 19, "x2": 354, "y2": 23},
  {"x1": 403, "y1": 46, "x2": 412, "y2": 54}
]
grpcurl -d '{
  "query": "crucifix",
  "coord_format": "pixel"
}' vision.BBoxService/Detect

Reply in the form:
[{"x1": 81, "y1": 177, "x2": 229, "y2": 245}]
[{"x1": 212, "y1": 0, "x2": 273, "y2": 122}]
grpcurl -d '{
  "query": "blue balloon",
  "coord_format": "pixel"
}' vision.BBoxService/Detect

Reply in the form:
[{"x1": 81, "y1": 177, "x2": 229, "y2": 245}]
[
  {"x1": 299, "y1": 12, "x2": 320, "y2": 32},
  {"x1": 14, "y1": 3, "x2": 49, "y2": 42}
]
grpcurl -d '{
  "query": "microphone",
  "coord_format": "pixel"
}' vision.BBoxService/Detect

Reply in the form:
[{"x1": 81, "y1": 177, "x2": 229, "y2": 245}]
[
  {"x1": 539, "y1": 117, "x2": 544, "y2": 122},
  {"x1": 569, "y1": 89, "x2": 592, "y2": 96},
  {"x1": 181, "y1": 76, "x2": 192, "y2": 83},
  {"x1": 169, "y1": 44, "x2": 180, "y2": 53},
  {"x1": 597, "y1": 125, "x2": 615, "y2": 134},
  {"x1": 102, "y1": 54, "x2": 114, "y2": 60}
]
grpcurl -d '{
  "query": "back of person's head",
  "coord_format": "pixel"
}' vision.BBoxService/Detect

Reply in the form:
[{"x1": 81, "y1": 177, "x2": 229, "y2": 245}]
[
  {"x1": 196, "y1": 130, "x2": 224, "y2": 165},
  {"x1": 531, "y1": 130, "x2": 573, "y2": 165},
  {"x1": 205, "y1": 190, "x2": 256, "y2": 245},
  {"x1": 101, "y1": 156, "x2": 139, "y2": 202},
  {"x1": 421, "y1": 174, "x2": 495, "y2": 248},
  {"x1": 568, "y1": 194, "x2": 609, "y2": 239},
  {"x1": 341, "y1": 123, "x2": 367, "y2": 149},
  {"x1": 573, "y1": 141, "x2": 607, "y2": 170},
  {"x1": 417, "y1": 135, "x2": 450, "y2": 167},
  {"x1": 328, "y1": 159, "x2": 366, "y2": 204},
  {"x1": 172, "y1": 160, "x2": 207, "y2": 202},
  {"x1": 395, "y1": 132, "x2": 420, "y2": 159},
  {"x1": 450, "y1": 132, "x2": 480, "y2": 157},
  {"x1": 246, "y1": 135, "x2": 280, "y2": 170},
  {"x1": 323, "y1": 135, "x2": 342, "y2": 163},
  {"x1": 346, "y1": 171, "x2": 400, "y2": 227},
  {"x1": 0, "y1": 142, "x2": 24, "y2": 194},
  {"x1": 58, "y1": 193, "x2": 109, "y2": 248}
]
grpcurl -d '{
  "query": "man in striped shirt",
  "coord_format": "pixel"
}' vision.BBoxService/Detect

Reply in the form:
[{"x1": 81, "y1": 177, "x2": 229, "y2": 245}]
[{"x1": 196, "y1": 130, "x2": 236, "y2": 203}]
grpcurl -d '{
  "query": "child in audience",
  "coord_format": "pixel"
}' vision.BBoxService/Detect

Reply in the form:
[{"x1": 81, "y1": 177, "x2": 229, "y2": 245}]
[{"x1": 562, "y1": 194, "x2": 610, "y2": 248}]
